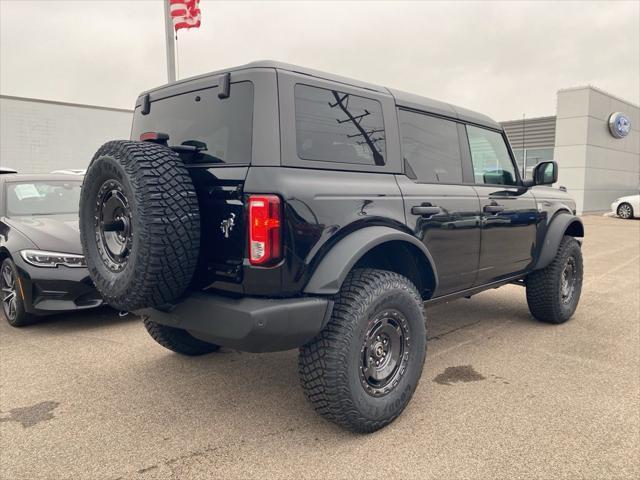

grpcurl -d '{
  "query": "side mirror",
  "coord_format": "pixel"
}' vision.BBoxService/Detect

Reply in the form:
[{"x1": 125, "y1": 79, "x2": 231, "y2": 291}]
[{"x1": 531, "y1": 161, "x2": 558, "y2": 186}]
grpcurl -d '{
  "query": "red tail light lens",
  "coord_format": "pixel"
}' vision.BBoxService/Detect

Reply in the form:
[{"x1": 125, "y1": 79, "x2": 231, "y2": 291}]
[
  {"x1": 139, "y1": 131, "x2": 169, "y2": 143},
  {"x1": 248, "y1": 195, "x2": 281, "y2": 265}
]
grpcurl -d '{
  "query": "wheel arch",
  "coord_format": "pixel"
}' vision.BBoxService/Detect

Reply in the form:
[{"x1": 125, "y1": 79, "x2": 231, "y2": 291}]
[
  {"x1": 303, "y1": 226, "x2": 438, "y2": 299},
  {"x1": 0, "y1": 247, "x2": 11, "y2": 262},
  {"x1": 534, "y1": 213, "x2": 584, "y2": 270}
]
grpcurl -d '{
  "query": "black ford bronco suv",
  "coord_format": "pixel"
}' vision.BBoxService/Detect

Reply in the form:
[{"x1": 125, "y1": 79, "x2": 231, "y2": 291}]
[{"x1": 79, "y1": 61, "x2": 584, "y2": 433}]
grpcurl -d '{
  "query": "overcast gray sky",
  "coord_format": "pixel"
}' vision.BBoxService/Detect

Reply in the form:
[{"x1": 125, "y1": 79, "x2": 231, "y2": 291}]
[{"x1": 1, "y1": 0, "x2": 638, "y2": 120}]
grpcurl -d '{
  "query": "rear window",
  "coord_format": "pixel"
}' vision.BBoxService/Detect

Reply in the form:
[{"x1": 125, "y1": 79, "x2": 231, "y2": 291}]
[
  {"x1": 294, "y1": 84, "x2": 386, "y2": 166},
  {"x1": 131, "y1": 81, "x2": 253, "y2": 164}
]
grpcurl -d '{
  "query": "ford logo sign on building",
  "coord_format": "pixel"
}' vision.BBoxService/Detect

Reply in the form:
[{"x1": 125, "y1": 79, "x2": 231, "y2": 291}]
[{"x1": 608, "y1": 112, "x2": 631, "y2": 138}]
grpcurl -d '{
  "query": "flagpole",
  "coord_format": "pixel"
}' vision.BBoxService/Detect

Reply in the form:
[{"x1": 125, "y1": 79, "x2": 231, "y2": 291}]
[{"x1": 163, "y1": 0, "x2": 177, "y2": 83}]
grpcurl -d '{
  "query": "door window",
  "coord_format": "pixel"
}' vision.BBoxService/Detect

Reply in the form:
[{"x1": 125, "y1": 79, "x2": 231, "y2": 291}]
[
  {"x1": 294, "y1": 84, "x2": 386, "y2": 166},
  {"x1": 466, "y1": 125, "x2": 518, "y2": 185},
  {"x1": 398, "y1": 110, "x2": 462, "y2": 183}
]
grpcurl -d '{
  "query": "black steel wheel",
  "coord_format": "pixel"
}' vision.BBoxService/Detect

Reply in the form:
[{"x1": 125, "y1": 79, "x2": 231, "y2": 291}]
[
  {"x1": 560, "y1": 256, "x2": 577, "y2": 306},
  {"x1": 299, "y1": 268, "x2": 427, "y2": 433},
  {"x1": 94, "y1": 179, "x2": 133, "y2": 272},
  {"x1": 1, "y1": 258, "x2": 34, "y2": 327},
  {"x1": 617, "y1": 203, "x2": 634, "y2": 220},
  {"x1": 359, "y1": 309, "x2": 410, "y2": 397}
]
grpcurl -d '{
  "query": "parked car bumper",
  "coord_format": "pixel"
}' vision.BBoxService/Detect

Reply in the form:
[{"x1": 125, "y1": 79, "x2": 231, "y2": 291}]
[
  {"x1": 611, "y1": 200, "x2": 620, "y2": 214},
  {"x1": 13, "y1": 255, "x2": 103, "y2": 315},
  {"x1": 135, "y1": 292, "x2": 333, "y2": 353}
]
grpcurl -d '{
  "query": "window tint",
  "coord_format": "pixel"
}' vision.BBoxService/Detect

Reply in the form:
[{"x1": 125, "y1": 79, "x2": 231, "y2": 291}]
[
  {"x1": 466, "y1": 125, "x2": 518, "y2": 185},
  {"x1": 295, "y1": 84, "x2": 386, "y2": 165},
  {"x1": 398, "y1": 110, "x2": 462, "y2": 183},
  {"x1": 131, "y1": 81, "x2": 253, "y2": 164}
]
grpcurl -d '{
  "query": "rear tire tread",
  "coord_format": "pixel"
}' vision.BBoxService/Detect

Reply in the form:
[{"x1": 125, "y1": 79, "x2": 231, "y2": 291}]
[
  {"x1": 298, "y1": 268, "x2": 425, "y2": 433},
  {"x1": 143, "y1": 318, "x2": 220, "y2": 356},
  {"x1": 80, "y1": 141, "x2": 200, "y2": 311}
]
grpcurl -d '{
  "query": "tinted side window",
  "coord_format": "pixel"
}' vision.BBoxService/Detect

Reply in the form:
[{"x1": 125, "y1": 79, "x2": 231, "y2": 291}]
[
  {"x1": 294, "y1": 84, "x2": 386, "y2": 165},
  {"x1": 466, "y1": 125, "x2": 518, "y2": 185},
  {"x1": 398, "y1": 110, "x2": 462, "y2": 183}
]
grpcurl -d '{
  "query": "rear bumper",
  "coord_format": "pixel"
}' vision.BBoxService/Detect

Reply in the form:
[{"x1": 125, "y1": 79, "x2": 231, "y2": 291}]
[{"x1": 136, "y1": 292, "x2": 333, "y2": 353}]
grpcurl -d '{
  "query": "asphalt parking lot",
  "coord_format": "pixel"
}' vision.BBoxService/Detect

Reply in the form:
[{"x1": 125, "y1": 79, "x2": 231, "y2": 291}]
[{"x1": 1, "y1": 215, "x2": 638, "y2": 480}]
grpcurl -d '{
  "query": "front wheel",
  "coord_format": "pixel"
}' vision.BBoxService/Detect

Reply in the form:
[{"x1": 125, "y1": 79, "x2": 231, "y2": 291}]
[
  {"x1": 298, "y1": 268, "x2": 427, "y2": 433},
  {"x1": 526, "y1": 236, "x2": 583, "y2": 324},
  {"x1": 617, "y1": 203, "x2": 634, "y2": 219},
  {"x1": 1, "y1": 258, "x2": 36, "y2": 327}
]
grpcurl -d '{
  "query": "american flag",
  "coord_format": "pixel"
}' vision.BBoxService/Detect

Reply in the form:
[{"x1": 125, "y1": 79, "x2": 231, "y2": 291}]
[{"x1": 170, "y1": 0, "x2": 201, "y2": 31}]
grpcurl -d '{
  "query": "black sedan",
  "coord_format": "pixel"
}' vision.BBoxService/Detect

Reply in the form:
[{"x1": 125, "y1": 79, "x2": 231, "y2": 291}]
[{"x1": 0, "y1": 173, "x2": 102, "y2": 326}]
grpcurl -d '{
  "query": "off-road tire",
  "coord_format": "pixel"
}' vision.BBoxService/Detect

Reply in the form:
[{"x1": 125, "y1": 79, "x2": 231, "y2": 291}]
[
  {"x1": 143, "y1": 318, "x2": 220, "y2": 356},
  {"x1": 617, "y1": 202, "x2": 634, "y2": 219},
  {"x1": 1, "y1": 258, "x2": 37, "y2": 327},
  {"x1": 298, "y1": 268, "x2": 427, "y2": 433},
  {"x1": 79, "y1": 140, "x2": 200, "y2": 311},
  {"x1": 526, "y1": 236, "x2": 583, "y2": 324}
]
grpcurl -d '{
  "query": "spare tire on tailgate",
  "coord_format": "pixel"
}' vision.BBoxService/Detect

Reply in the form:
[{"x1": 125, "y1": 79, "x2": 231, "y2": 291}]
[{"x1": 79, "y1": 140, "x2": 200, "y2": 311}]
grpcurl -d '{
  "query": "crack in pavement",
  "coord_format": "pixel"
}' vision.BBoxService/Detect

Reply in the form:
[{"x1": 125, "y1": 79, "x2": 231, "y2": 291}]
[
  {"x1": 121, "y1": 426, "x2": 300, "y2": 479},
  {"x1": 428, "y1": 320, "x2": 482, "y2": 340}
]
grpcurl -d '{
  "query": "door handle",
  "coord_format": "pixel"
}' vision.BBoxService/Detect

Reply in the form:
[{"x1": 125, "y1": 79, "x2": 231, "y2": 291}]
[
  {"x1": 483, "y1": 205, "x2": 505, "y2": 214},
  {"x1": 412, "y1": 205, "x2": 442, "y2": 216}
]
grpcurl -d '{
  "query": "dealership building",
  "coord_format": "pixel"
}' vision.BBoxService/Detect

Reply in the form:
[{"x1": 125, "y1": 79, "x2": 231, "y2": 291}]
[
  {"x1": 1, "y1": 85, "x2": 638, "y2": 214},
  {"x1": 502, "y1": 86, "x2": 639, "y2": 215}
]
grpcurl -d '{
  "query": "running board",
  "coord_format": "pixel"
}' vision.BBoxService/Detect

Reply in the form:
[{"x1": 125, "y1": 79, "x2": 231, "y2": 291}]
[{"x1": 425, "y1": 274, "x2": 526, "y2": 306}]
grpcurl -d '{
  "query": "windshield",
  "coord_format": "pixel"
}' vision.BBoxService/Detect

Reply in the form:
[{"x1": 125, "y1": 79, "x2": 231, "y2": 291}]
[
  {"x1": 131, "y1": 81, "x2": 254, "y2": 164},
  {"x1": 5, "y1": 180, "x2": 82, "y2": 216}
]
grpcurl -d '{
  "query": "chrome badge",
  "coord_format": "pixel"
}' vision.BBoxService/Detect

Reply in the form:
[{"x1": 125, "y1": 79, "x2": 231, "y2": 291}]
[{"x1": 220, "y1": 213, "x2": 236, "y2": 238}]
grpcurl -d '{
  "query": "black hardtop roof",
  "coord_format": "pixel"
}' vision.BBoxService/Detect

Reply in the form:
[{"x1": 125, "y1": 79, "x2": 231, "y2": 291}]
[{"x1": 137, "y1": 60, "x2": 501, "y2": 130}]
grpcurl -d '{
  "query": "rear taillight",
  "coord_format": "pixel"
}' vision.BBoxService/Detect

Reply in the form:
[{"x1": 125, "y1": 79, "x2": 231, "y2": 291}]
[{"x1": 248, "y1": 195, "x2": 281, "y2": 266}]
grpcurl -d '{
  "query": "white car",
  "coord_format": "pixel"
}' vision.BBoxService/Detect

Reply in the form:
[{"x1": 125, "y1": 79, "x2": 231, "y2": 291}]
[{"x1": 611, "y1": 194, "x2": 640, "y2": 219}]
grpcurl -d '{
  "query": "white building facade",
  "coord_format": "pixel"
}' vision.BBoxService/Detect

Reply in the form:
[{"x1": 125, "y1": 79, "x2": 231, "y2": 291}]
[
  {"x1": 503, "y1": 86, "x2": 639, "y2": 214},
  {"x1": 0, "y1": 95, "x2": 132, "y2": 173}
]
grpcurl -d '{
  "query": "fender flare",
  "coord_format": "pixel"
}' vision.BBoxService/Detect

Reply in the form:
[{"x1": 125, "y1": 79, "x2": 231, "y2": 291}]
[
  {"x1": 303, "y1": 226, "x2": 438, "y2": 295},
  {"x1": 534, "y1": 213, "x2": 584, "y2": 270}
]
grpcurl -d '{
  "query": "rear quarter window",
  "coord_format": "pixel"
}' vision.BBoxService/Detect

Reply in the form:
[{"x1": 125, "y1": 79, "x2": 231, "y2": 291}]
[
  {"x1": 294, "y1": 84, "x2": 386, "y2": 166},
  {"x1": 131, "y1": 81, "x2": 254, "y2": 165}
]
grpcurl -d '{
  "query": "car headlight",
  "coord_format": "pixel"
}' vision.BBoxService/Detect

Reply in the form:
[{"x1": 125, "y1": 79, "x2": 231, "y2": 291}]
[{"x1": 20, "y1": 250, "x2": 86, "y2": 268}]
